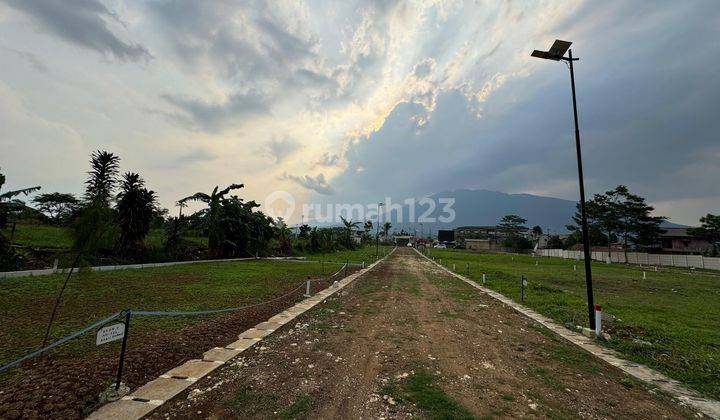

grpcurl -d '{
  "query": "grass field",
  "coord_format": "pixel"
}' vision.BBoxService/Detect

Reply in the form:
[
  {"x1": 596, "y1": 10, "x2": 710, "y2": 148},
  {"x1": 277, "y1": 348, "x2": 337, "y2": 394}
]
[
  {"x1": 304, "y1": 244, "x2": 393, "y2": 265},
  {"x1": 1, "y1": 222, "x2": 208, "y2": 250},
  {"x1": 429, "y1": 248, "x2": 720, "y2": 399},
  {"x1": 0, "y1": 246, "x2": 378, "y2": 367}
]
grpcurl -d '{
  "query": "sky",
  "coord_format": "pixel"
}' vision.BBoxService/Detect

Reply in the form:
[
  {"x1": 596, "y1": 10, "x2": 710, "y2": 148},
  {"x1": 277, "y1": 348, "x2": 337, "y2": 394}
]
[{"x1": 1, "y1": 0, "x2": 719, "y2": 226}]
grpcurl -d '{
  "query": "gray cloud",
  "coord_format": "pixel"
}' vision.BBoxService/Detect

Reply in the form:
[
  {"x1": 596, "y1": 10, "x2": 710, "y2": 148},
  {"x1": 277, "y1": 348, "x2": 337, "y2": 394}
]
[
  {"x1": 282, "y1": 172, "x2": 335, "y2": 195},
  {"x1": 2, "y1": 0, "x2": 152, "y2": 62},
  {"x1": 264, "y1": 138, "x2": 300, "y2": 163},
  {"x1": 313, "y1": 152, "x2": 341, "y2": 168},
  {"x1": 2, "y1": 47, "x2": 48, "y2": 72},
  {"x1": 161, "y1": 90, "x2": 270, "y2": 132}
]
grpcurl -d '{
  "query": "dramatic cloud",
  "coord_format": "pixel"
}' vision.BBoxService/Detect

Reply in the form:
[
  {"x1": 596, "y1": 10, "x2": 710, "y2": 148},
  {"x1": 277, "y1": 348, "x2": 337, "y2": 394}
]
[
  {"x1": 1, "y1": 0, "x2": 718, "y2": 225},
  {"x1": 282, "y1": 173, "x2": 335, "y2": 196},
  {"x1": 1, "y1": 0, "x2": 151, "y2": 62}
]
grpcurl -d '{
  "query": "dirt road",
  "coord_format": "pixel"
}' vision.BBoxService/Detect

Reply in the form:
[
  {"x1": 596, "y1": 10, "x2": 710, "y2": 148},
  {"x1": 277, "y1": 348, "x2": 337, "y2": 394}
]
[{"x1": 151, "y1": 248, "x2": 696, "y2": 419}]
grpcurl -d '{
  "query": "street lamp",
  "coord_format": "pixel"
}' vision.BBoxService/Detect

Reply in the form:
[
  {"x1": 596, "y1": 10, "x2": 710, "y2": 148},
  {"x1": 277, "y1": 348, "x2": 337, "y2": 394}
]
[
  {"x1": 531, "y1": 39, "x2": 595, "y2": 329},
  {"x1": 375, "y1": 202, "x2": 384, "y2": 258}
]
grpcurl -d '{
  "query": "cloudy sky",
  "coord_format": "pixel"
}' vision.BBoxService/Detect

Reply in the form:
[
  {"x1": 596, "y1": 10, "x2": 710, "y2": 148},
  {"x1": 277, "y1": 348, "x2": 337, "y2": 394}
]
[{"x1": 1, "y1": 0, "x2": 718, "y2": 225}]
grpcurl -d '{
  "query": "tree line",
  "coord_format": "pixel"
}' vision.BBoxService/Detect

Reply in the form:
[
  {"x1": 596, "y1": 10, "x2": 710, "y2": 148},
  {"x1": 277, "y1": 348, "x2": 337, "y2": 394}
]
[{"x1": 0, "y1": 151, "x2": 391, "y2": 270}]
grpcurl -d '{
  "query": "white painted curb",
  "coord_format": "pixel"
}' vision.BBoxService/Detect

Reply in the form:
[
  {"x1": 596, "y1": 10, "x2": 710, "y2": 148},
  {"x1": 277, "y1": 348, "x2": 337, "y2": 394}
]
[{"x1": 416, "y1": 248, "x2": 720, "y2": 419}]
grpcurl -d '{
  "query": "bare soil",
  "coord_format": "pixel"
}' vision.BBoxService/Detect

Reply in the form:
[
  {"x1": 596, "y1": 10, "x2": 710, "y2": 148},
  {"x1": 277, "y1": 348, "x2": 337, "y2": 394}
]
[
  {"x1": 150, "y1": 248, "x2": 699, "y2": 419},
  {"x1": 0, "y1": 272, "x2": 348, "y2": 419}
]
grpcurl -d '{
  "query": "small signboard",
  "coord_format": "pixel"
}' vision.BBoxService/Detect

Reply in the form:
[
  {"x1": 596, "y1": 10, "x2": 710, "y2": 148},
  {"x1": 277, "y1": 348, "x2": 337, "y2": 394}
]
[
  {"x1": 96, "y1": 323, "x2": 125, "y2": 345},
  {"x1": 522, "y1": 278, "x2": 528, "y2": 286}
]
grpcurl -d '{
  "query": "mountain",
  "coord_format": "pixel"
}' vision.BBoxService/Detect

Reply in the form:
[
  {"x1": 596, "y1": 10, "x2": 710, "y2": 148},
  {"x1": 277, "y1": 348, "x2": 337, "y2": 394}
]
[{"x1": 384, "y1": 189, "x2": 577, "y2": 235}]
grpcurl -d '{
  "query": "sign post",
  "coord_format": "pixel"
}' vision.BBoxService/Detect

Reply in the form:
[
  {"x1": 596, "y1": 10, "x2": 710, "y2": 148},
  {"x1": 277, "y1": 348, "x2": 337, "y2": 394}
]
[{"x1": 115, "y1": 310, "x2": 131, "y2": 390}]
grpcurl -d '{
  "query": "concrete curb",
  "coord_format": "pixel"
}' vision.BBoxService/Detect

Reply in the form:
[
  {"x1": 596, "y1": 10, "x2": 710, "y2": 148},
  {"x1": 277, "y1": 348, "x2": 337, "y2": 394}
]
[
  {"x1": 415, "y1": 248, "x2": 720, "y2": 419},
  {"x1": 87, "y1": 248, "x2": 396, "y2": 420}
]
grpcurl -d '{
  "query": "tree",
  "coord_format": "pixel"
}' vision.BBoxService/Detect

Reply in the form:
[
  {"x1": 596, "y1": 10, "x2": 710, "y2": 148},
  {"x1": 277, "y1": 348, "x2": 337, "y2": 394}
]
[
  {"x1": 164, "y1": 216, "x2": 186, "y2": 254},
  {"x1": 531, "y1": 225, "x2": 543, "y2": 245},
  {"x1": 298, "y1": 224, "x2": 311, "y2": 239},
  {"x1": 607, "y1": 185, "x2": 665, "y2": 260},
  {"x1": 32, "y1": 193, "x2": 79, "y2": 224},
  {"x1": 689, "y1": 214, "x2": 720, "y2": 256},
  {"x1": 566, "y1": 197, "x2": 612, "y2": 249},
  {"x1": 0, "y1": 169, "x2": 41, "y2": 229},
  {"x1": 274, "y1": 217, "x2": 292, "y2": 255},
  {"x1": 180, "y1": 183, "x2": 244, "y2": 255},
  {"x1": 382, "y1": 222, "x2": 392, "y2": 240},
  {"x1": 339, "y1": 216, "x2": 360, "y2": 248},
  {"x1": 498, "y1": 214, "x2": 531, "y2": 251},
  {"x1": 84, "y1": 151, "x2": 120, "y2": 207},
  {"x1": 73, "y1": 152, "x2": 122, "y2": 253},
  {"x1": 116, "y1": 173, "x2": 157, "y2": 254},
  {"x1": 497, "y1": 214, "x2": 527, "y2": 235},
  {"x1": 547, "y1": 235, "x2": 565, "y2": 249}
]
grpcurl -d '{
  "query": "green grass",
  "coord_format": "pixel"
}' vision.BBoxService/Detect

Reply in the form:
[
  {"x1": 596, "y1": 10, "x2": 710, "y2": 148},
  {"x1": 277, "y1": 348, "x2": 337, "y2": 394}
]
[
  {"x1": 382, "y1": 365, "x2": 474, "y2": 419},
  {"x1": 0, "y1": 247, "x2": 371, "y2": 367},
  {"x1": 1, "y1": 223, "x2": 74, "y2": 248},
  {"x1": 2, "y1": 222, "x2": 208, "y2": 250},
  {"x1": 279, "y1": 394, "x2": 313, "y2": 419},
  {"x1": 429, "y1": 248, "x2": 720, "y2": 399},
  {"x1": 303, "y1": 245, "x2": 393, "y2": 265}
]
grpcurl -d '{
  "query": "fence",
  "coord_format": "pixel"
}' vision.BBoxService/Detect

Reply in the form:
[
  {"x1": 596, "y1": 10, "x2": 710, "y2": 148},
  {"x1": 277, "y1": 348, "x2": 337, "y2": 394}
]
[
  {"x1": 0, "y1": 256, "x2": 342, "y2": 280},
  {"x1": 0, "y1": 261, "x2": 355, "y2": 373},
  {"x1": 537, "y1": 249, "x2": 720, "y2": 271}
]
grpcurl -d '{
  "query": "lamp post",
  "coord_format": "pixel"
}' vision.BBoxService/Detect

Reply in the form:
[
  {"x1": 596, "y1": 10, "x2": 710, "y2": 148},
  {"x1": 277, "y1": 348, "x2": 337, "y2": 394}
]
[
  {"x1": 531, "y1": 39, "x2": 595, "y2": 329},
  {"x1": 375, "y1": 202, "x2": 384, "y2": 258}
]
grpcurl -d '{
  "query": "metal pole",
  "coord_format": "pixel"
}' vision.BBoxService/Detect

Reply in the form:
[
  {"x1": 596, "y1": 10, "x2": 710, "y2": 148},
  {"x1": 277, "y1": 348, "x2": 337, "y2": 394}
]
[
  {"x1": 116, "y1": 310, "x2": 132, "y2": 390},
  {"x1": 568, "y1": 49, "x2": 595, "y2": 329},
  {"x1": 375, "y1": 202, "x2": 382, "y2": 259}
]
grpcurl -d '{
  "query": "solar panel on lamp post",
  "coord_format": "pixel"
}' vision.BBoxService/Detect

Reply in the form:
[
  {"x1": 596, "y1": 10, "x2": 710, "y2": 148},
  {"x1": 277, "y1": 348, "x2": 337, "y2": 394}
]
[{"x1": 531, "y1": 40, "x2": 596, "y2": 330}]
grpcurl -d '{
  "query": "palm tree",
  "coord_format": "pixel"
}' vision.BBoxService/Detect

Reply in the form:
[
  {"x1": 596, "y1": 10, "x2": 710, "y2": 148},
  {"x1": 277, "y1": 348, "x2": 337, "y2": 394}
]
[
  {"x1": 0, "y1": 169, "x2": 40, "y2": 230},
  {"x1": 340, "y1": 215, "x2": 360, "y2": 247},
  {"x1": 84, "y1": 151, "x2": 120, "y2": 207},
  {"x1": 116, "y1": 172, "x2": 157, "y2": 253},
  {"x1": 382, "y1": 221, "x2": 392, "y2": 240},
  {"x1": 180, "y1": 183, "x2": 244, "y2": 255}
]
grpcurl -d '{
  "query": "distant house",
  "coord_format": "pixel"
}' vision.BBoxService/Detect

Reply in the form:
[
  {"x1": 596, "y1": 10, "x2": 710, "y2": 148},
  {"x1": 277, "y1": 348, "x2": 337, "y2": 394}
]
[
  {"x1": 455, "y1": 226, "x2": 501, "y2": 250},
  {"x1": 465, "y1": 238, "x2": 502, "y2": 251},
  {"x1": 658, "y1": 228, "x2": 709, "y2": 254}
]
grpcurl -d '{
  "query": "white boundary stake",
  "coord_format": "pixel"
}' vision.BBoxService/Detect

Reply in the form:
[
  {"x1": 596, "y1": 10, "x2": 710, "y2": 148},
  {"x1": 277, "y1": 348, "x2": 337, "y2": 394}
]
[
  {"x1": 413, "y1": 248, "x2": 720, "y2": 419},
  {"x1": 88, "y1": 248, "x2": 397, "y2": 420},
  {"x1": 595, "y1": 304, "x2": 602, "y2": 336}
]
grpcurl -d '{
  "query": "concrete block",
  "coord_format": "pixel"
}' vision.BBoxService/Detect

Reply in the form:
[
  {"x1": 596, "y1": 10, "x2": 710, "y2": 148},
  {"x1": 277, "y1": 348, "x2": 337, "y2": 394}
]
[
  {"x1": 225, "y1": 337, "x2": 260, "y2": 351},
  {"x1": 268, "y1": 313, "x2": 294, "y2": 324},
  {"x1": 129, "y1": 377, "x2": 193, "y2": 401},
  {"x1": 87, "y1": 399, "x2": 157, "y2": 420},
  {"x1": 239, "y1": 328, "x2": 270, "y2": 339},
  {"x1": 254, "y1": 321, "x2": 282, "y2": 331},
  {"x1": 163, "y1": 359, "x2": 220, "y2": 380},
  {"x1": 203, "y1": 347, "x2": 242, "y2": 362}
]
